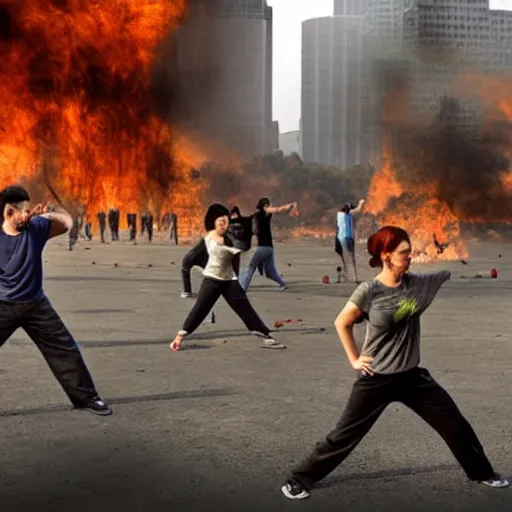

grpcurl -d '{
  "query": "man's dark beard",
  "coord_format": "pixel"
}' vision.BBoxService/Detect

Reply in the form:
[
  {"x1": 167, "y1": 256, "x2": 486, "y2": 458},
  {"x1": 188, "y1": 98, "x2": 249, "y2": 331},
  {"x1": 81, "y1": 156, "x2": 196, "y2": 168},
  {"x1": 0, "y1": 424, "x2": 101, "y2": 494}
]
[{"x1": 15, "y1": 222, "x2": 30, "y2": 232}]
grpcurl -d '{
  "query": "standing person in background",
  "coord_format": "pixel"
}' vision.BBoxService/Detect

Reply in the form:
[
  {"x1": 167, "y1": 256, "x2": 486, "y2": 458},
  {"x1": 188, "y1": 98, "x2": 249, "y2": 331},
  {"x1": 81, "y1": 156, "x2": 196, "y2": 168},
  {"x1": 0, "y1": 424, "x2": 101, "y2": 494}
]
[
  {"x1": 84, "y1": 220, "x2": 93, "y2": 241},
  {"x1": 113, "y1": 208, "x2": 120, "y2": 241},
  {"x1": 77, "y1": 210, "x2": 86, "y2": 240},
  {"x1": 97, "y1": 211, "x2": 107, "y2": 243},
  {"x1": 68, "y1": 216, "x2": 79, "y2": 251},
  {"x1": 336, "y1": 199, "x2": 365, "y2": 284},
  {"x1": 241, "y1": 198, "x2": 298, "y2": 292},
  {"x1": 127, "y1": 213, "x2": 137, "y2": 242},
  {"x1": 227, "y1": 206, "x2": 253, "y2": 277},
  {"x1": 161, "y1": 212, "x2": 171, "y2": 233},
  {"x1": 169, "y1": 212, "x2": 178, "y2": 245},
  {"x1": 108, "y1": 208, "x2": 116, "y2": 242},
  {"x1": 146, "y1": 212, "x2": 154, "y2": 242}
]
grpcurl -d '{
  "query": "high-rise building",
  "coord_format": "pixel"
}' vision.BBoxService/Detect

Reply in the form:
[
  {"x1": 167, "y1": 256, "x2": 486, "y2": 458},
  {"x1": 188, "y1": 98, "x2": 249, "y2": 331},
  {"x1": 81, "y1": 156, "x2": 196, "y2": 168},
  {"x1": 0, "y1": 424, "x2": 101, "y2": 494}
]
[
  {"x1": 402, "y1": 1, "x2": 512, "y2": 128},
  {"x1": 358, "y1": 1, "x2": 411, "y2": 164},
  {"x1": 403, "y1": 0, "x2": 512, "y2": 70},
  {"x1": 301, "y1": 16, "x2": 365, "y2": 168},
  {"x1": 364, "y1": 0, "x2": 402, "y2": 38},
  {"x1": 334, "y1": 0, "x2": 365, "y2": 15},
  {"x1": 173, "y1": 0, "x2": 273, "y2": 160}
]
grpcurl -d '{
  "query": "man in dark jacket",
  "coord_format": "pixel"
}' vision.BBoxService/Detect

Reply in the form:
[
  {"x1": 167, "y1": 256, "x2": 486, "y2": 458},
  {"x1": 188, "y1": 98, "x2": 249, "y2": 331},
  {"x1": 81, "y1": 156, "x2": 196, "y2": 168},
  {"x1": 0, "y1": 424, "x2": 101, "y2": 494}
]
[
  {"x1": 97, "y1": 211, "x2": 107, "y2": 243},
  {"x1": 127, "y1": 213, "x2": 137, "y2": 242},
  {"x1": 108, "y1": 208, "x2": 120, "y2": 241},
  {"x1": 227, "y1": 206, "x2": 254, "y2": 277}
]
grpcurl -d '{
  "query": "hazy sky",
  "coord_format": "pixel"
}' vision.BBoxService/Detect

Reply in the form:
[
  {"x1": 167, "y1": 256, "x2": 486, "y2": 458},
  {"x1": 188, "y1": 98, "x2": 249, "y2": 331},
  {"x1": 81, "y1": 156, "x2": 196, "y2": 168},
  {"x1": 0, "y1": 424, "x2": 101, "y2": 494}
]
[{"x1": 267, "y1": 0, "x2": 333, "y2": 133}]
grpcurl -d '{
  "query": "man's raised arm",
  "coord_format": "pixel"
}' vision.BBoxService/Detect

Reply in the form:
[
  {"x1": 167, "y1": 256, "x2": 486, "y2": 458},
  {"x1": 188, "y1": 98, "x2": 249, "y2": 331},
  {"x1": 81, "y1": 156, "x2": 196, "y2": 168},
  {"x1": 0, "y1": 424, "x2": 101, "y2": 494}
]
[
  {"x1": 40, "y1": 208, "x2": 74, "y2": 239},
  {"x1": 265, "y1": 202, "x2": 298, "y2": 215},
  {"x1": 350, "y1": 199, "x2": 365, "y2": 215}
]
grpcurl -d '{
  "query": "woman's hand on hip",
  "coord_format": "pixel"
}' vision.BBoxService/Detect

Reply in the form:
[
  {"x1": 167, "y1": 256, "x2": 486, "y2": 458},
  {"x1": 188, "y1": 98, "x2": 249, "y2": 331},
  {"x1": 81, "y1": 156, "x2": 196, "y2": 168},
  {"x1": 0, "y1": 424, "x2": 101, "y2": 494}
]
[{"x1": 351, "y1": 355, "x2": 374, "y2": 375}]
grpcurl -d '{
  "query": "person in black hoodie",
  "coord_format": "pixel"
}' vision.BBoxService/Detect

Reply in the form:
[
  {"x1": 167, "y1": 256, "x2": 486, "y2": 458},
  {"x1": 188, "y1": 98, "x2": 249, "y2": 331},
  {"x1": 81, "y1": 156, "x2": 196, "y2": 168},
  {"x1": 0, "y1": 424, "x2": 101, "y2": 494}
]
[{"x1": 228, "y1": 206, "x2": 254, "y2": 277}]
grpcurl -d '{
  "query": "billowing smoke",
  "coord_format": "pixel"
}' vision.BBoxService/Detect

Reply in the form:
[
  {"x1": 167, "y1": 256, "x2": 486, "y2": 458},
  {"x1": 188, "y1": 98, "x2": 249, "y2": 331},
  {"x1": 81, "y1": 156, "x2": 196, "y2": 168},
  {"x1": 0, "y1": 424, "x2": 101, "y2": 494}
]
[
  {"x1": 375, "y1": 59, "x2": 512, "y2": 226},
  {"x1": 0, "y1": 0, "x2": 244, "y2": 232}
]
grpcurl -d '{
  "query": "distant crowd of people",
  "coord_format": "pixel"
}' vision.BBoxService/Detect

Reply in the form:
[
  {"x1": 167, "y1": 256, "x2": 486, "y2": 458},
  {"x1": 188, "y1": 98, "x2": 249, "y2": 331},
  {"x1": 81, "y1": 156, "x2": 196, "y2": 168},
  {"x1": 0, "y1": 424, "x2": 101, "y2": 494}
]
[{"x1": 67, "y1": 209, "x2": 179, "y2": 251}]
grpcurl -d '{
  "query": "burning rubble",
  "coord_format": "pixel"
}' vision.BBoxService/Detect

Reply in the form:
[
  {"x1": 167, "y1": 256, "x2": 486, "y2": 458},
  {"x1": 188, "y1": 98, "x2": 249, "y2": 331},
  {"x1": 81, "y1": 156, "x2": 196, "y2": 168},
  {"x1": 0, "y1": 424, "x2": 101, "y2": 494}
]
[{"x1": 364, "y1": 74, "x2": 512, "y2": 264}]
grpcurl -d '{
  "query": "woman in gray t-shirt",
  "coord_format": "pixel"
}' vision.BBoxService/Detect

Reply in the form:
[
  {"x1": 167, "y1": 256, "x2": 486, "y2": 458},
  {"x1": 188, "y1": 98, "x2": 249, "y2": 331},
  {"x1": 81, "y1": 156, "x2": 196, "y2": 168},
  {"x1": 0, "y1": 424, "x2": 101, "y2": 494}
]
[{"x1": 281, "y1": 226, "x2": 508, "y2": 500}]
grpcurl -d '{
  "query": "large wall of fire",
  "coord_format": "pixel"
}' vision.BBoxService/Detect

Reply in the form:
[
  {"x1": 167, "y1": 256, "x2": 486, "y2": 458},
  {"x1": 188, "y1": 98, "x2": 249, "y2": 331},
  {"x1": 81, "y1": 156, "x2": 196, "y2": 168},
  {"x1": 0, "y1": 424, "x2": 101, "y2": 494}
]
[{"x1": 0, "y1": 0, "x2": 208, "y2": 234}]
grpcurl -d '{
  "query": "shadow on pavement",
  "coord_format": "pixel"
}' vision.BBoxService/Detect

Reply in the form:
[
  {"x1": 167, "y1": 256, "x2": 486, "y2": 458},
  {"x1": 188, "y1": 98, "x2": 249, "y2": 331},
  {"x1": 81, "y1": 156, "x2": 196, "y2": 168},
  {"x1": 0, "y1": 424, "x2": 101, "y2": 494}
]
[{"x1": 0, "y1": 388, "x2": 234, "y2": 418}]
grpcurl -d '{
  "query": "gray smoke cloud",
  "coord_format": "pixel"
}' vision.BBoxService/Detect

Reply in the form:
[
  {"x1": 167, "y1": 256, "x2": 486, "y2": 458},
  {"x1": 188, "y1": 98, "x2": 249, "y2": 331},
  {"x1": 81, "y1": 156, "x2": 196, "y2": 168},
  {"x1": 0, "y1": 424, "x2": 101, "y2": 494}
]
[{"x1": 376, "y1": 51, "x2": 512, "y2": 224}]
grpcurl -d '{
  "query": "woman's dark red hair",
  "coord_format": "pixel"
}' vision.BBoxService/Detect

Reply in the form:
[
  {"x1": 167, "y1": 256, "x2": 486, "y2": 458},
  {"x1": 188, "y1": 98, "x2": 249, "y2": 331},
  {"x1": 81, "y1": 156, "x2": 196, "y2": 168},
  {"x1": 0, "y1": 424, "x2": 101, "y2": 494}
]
[{"x1": 367, "y1": 226, "x2": 410, "y2": 268}]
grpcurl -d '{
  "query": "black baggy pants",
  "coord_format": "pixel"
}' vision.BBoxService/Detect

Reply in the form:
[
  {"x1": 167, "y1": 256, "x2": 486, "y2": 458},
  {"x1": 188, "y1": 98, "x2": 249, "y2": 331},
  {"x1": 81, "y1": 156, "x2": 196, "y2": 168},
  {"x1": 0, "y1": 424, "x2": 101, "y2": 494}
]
[
  {"x1": 0, "y1": 296, "x2": 99, "y2": 406},
  {"x1": 292, "y1": 367, "x2": 495, "y2": 488},
  {"x1": 182, "y1": 277, "x2": 271, "y2": 336},
  {"x1": 181, "y1": 239, "x2": 209, "y2": 294}
]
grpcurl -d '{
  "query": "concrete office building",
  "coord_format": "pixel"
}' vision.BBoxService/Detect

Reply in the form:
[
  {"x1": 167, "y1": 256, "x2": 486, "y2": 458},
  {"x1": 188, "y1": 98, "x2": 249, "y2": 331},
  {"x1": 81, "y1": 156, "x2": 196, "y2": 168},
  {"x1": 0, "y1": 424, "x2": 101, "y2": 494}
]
[
  {"x1": 174, "y1": 0, "x2": 274, "y2": 160},
  {"x1": 358, "y1": 0, "x2": 512, "y2": 156},
  {"x1": 279, "y1": 130, "x2": 301, "y2": 156},
  {"x1": 302, "y1": 16, "x2": 365, "y2": 168},
  {"x1": 358, "y1": 1, "x2": 412, "y2": 164},
  {"x1": 402, "y1": 1, "x2": 512, "y2": 129},
  {"x1": 334, "y1": 0, "x2": 365, "y2": 15}
]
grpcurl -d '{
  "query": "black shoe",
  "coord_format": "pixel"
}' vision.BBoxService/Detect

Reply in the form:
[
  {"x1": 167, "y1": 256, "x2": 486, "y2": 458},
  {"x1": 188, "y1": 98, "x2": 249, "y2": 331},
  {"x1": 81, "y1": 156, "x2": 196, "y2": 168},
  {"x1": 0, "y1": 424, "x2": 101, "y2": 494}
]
[
  {"x1": 281, "y1": 479, "x2": 310, "y2": 500},
  {"x1": 77, "y1": 396, "x2": 113, "y2": 416}
]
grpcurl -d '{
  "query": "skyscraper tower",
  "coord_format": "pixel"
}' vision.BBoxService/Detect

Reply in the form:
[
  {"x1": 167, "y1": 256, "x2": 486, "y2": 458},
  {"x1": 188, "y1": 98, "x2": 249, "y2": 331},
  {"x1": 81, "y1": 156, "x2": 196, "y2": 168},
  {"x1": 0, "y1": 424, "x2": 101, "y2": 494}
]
[
  {"x1": 334, "y1": 0, "x2": 365, "y2": 15},
  {"x1": 173, "y1": 0, "x2": 274, "y2": 160},
  {"x1": 302, "y1": 16, "x2": 365, "y2": 168},
  {"x1": 402, "y1": 0, "x2": 512, "y2": 130}
]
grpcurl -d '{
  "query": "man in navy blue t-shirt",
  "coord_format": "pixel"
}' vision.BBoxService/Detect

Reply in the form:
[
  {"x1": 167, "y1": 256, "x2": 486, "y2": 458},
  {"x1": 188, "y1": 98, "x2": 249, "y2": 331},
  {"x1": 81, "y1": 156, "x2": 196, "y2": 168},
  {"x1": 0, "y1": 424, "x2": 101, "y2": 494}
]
[{"x1": 0, "y1": 185, "x2": 112, "y2": 416}]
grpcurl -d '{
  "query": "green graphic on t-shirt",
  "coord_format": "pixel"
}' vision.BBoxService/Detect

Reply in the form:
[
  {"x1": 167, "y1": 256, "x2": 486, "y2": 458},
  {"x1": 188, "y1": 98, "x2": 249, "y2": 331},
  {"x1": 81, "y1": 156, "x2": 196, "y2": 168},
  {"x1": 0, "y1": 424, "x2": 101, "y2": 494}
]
[{"x1": 393, "y1": 297, "x2": 418, "y2": 322}]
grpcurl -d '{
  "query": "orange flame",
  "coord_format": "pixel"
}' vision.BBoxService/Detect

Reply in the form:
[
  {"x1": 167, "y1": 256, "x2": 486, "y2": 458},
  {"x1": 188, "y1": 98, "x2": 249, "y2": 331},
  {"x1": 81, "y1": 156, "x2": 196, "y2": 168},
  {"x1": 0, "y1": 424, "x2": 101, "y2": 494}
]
[
  {"x1": 365, "y1": 150, "x2": 468, "y2": 263},
  {"x1": 0, "y1": 0, "x2": 208, "y2": 238}
]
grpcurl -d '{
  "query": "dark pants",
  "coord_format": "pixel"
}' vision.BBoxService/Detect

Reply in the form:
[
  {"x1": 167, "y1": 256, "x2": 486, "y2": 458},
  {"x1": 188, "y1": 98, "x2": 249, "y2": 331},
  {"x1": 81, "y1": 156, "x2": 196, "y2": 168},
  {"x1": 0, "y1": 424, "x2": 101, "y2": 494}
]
[
  {"x1": 181, "y1": 239, "x2": 209, "y2": 294},
  {"x1": 129, "y1": 225, "x2": 136, "y2": 241},
  {"x1": 100, "y1": 225, "x2": 106, "y2": 243},
  {"x1": 182, "y1": 277, "x2": 271, "y2": 336},
  {"x1": 69, "y1": 231, "x2": 78, "y2": 251},
  {"x1": 291, "y1": 367, "x2": 495, "y2": 489},
  {"x1": 84, "y1": 223, "x2": 93, "y2": 241},
  {"x1": 242, "y1": 246, "x2": 286, "y2": 291},
  {"x1": 170, "y1": 225, "x2": 178, "y2": 245},
  {"x1": 0, "y1": 296, "x2": 99, "y2": 406}
]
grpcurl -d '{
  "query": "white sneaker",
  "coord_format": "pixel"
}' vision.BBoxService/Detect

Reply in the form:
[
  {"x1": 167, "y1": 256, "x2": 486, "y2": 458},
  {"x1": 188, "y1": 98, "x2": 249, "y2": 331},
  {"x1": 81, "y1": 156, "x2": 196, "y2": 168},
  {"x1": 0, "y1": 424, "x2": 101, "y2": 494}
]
[
  {"x1": 261, "y1": 338, "x2": 286, "y2": 349},
  {"x1": 479, "y1": 474, "x2": 510, "y2": 488},
  {"x1": 279, "y1": 285, "x2": 288, "y2": 292},
  {"x1": 181, "y1": 292, "x2": 197, "y2": 299},
  {"x1": 250, "y1": 331, "x2": 286, "y2": 349}
]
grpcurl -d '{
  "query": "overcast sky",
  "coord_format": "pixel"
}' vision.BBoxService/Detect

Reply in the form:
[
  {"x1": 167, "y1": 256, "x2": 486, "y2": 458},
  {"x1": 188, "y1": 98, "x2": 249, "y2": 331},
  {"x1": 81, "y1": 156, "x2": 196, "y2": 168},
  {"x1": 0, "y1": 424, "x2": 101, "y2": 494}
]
[{"x1": 267, "y1": 0, "x2": 333, "y2": 133}]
